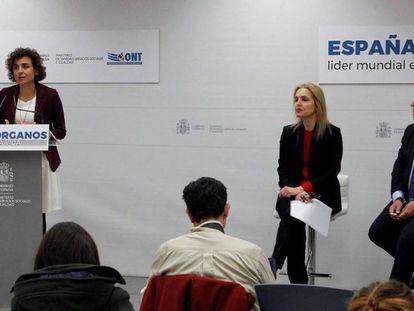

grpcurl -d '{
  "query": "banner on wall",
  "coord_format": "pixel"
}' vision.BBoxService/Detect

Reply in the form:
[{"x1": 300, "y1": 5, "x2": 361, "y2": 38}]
[
  {"x1": 319, "y1": 26, "x2": 414, "y2": 84},
  {"x1": 0, "y1": 30, "x2": 159, "y2": 83}
]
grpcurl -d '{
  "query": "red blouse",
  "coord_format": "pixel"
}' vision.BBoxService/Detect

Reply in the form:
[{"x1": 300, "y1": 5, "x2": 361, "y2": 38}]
[{"x1": 301, "y1": 130, "x2": 314, "y2": 194}]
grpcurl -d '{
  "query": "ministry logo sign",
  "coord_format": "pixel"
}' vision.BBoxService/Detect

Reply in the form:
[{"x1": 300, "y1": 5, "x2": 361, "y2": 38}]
[
  {"x1": 176, "y1": 119, "x2": 190, "y2": 134},
  {"x1": 0, "y1": 162, "x2": 13, "y2": 183},
  {"x1": 376, "y1": 121, "x2": 392, "y2": 138},
  {"x1": 107, "y1": 52, "x2": 143, "y2": 65}
]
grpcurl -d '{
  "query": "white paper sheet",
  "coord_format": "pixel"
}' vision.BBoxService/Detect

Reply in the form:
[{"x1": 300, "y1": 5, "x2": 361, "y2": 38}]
[{"x1": 290, "y1": 199, "x2": 332, "y2": 237}]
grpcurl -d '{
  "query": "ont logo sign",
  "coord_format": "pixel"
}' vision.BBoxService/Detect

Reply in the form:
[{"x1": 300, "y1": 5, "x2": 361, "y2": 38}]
[{"x1": 107, "y1": 52, "x2": 143, "y2": 65}]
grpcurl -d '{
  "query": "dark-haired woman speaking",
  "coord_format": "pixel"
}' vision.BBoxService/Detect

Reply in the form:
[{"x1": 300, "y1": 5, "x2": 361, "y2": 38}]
[{"x1": 0, "y1": 47, "x2": 66, "y2": 232}]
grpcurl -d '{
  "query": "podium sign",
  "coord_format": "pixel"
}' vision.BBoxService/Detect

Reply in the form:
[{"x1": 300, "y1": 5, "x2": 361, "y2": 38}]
[
  {"x1": 0, "y1": 124, "x2": 46, "y2": 306},
  {"x1": 0, "y1": 124, "x2": 49, "y2": 151}
]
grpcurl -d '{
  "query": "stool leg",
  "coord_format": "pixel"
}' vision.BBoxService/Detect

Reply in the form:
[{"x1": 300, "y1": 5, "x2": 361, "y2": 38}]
[{"x1": 307, "y1": 226, "x2": 316, "y2": 285}]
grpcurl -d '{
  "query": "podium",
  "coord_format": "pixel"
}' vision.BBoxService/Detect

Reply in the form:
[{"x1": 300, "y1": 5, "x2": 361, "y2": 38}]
[{"x1": 0, "y1": 124, "x2": 49, "y2": 307}]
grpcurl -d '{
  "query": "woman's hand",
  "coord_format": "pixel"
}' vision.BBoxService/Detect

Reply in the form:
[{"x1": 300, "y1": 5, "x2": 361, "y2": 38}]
[
  {"x1": 279, "y1": 186, "x2": 304, "y2": 198},
  {"x1": 295, "y1": 191, "x2": 312, "y2": 203}
]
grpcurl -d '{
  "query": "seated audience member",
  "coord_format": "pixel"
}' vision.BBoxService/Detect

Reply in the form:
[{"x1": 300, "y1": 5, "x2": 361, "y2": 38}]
[
  {"x1": 147, "y1": 177, "x2": 275, "y2": 310},
  {"x1": 11, "y1": 222, "x2": 134, "y2": 311},
  {"x1": 348, "y1": 280, "x2": 414, "y2": 311}
]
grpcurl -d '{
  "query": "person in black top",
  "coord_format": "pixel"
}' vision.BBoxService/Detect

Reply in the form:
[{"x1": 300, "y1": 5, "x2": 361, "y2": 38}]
[
  {"x1": 271, "y1": 83, "x2": 343, "y2": 284},
  {"x1": 11, "y1": 222, "x2": 134, "y2": 311}
]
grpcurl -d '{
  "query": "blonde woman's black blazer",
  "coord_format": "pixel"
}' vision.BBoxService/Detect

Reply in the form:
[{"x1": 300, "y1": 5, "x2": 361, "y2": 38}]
[{"x1": 277, "y1": 123, "x2": 343, "y2": 214}]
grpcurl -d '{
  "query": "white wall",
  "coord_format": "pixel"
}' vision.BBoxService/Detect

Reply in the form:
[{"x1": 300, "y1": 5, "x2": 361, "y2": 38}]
[{"x1": 1, "y1": 0, "x2": 414, "y2": 290}]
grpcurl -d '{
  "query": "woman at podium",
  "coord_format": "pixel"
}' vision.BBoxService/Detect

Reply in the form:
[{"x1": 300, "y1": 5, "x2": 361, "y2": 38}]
[
  {"x1": 0, "y1": 47, "x2": 66, "y2": 232},
  {"x1": 270, "y1": 83, "x2": 342, "y2": 284}
]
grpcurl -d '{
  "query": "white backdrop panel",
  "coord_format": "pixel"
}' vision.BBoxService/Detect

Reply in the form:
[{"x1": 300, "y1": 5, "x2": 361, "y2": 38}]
[
  {"x1": 0, "y1": 30, "x2": 159, "y2": 83},
  {"x1": 319, "y1": 26, "x2": 414, "y2": 84},
  {"x1": 0, "y1": 0, "x2": 413, "y2": 291}
]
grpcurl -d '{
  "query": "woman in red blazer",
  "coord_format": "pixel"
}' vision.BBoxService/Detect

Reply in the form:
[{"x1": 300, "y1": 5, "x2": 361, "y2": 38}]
[
  {"x1": 0, "y1": 47, "x2": 66, "y2": 232},
  {"x1": 271, "y1": 83, "x2": 343, "y2": 284}
]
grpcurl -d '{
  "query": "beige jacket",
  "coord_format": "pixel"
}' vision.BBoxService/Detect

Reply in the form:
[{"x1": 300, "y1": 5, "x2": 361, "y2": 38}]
[{"x1": 150, "y1": 221, "x2": 275, "y2": 310}]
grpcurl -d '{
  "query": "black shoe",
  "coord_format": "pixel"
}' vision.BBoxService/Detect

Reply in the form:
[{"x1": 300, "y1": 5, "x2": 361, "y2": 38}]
[{"x1": 268, "y1": 257, "x2": 277, "y2": 278}]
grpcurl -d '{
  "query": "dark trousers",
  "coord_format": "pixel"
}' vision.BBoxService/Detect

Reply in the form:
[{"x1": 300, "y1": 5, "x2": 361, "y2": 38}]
[
  {"x1": 369, "y1": 202, "x2": 414, "y2": 286},
  {"x1": 272, "y1": 197, "x2": 308, "y2": 284}
]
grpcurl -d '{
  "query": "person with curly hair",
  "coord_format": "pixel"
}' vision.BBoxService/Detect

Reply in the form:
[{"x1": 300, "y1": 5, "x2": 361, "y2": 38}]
[
  {"x1": 0, "y1": 47, "x2": 66, "y2": 232},
  {"x1": 348, "y1": 280, "x2": 414, "y2": 311}
]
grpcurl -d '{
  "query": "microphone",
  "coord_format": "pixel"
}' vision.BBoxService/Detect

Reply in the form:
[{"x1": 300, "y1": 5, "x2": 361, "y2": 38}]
[
  {"x1": 0, "y1": 95, "x2": 6, "y2": 109},
  {"x1": 13, "y1": 95, "x2": 45, "y2": 124},
  {"x1": 15, "y1": 107, "x2": 45, "y2": 124},
  {"x1": 0, "y1": 95, "x2": 7, "y2": 124},
  {"x1": 13, "y1": 96, "x2": 57, "y2": 143}
]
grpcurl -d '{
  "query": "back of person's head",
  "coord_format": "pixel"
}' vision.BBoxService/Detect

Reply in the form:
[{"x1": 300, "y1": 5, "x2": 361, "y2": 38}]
[
  {"x1": 183, "y1": 177, "x2": 227, "y2": 223},
  {"x1": 348, "y1": 280, "x2": 414, "y2": 311},
  {"x1": 34, "y1": 222, "x2": 100, "y2": 270}
]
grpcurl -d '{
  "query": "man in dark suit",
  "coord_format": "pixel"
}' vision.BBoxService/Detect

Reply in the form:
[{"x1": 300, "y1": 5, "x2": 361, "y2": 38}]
[{"x1": 369, "y1": 101, "x2": 414, "y2": 286}]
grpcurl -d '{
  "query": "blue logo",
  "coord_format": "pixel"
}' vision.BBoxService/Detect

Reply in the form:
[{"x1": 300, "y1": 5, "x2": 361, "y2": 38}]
[
  {"x1": 0, "y1": 131, "x2": 48, "y2": 140},
  {"x1": 106, "y1": 52, "x2": 143, "y2": 65},
  {"x1": 328, "y1": 35, "x2": 414, "y2": 56}
]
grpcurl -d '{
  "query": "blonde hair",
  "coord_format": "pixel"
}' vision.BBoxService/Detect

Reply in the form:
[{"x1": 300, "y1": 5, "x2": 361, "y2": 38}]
[
  {"x1": 348, "y1": 281, "x2": 414, "y2": 311},
  {"x1": 292, "y1": 83, "x2": 331, "y2": 140}
]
